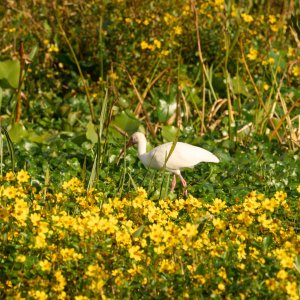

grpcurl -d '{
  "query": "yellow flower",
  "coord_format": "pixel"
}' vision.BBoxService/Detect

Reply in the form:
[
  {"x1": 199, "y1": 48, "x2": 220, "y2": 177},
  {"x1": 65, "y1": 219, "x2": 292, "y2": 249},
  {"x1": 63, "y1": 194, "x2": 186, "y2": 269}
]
[
  {"x1": 274, "y1": 191, "x2": 287, "y2": 201},
  {"x1": 16, "y1": 255, "x2": 26, "y2": 263},
  {"x1": 263, "y1": 83, "x2": 270, "y2": 91},
  {"x1": 12, "y1": 198, "x2": 29, "y2": 226},
  {"x1": 39, "y1": 260, "x2": 52, "y2": 272},
  {"x1": 237, "y1": 212, "x2": 253, "y2": 226},
  {"x1": 5, "y1": 171, "x2": 15, "y2": 181},
  {"x1": 219, "y1": 267, "x2": 227, "y2": 280},
  {"x1": 276, "y1": 269, "x2": 288, "y2": 280},
  {"x1": 288, "y1": 47, "x2": 295, "y2": 57},
  {"x1": 265, "y1": 278, "x2": 278, "y2": 291},
  {"x1": 209, "y1": 198, "x2": 227, "y2": 213},
  {"x1": 243, "y1": 193, "x2": 261, "y2": 213},
  {"x1": 30, "y1": 213, "x2": 41, "y2": 226},
  {"x1": 241, "y1": 13, "x2": 254, "y2": 23},
  {"x1": 218, "y1": 282, "x2": 226, "y2": 291},
  {"x1": 140, "y1": 41, "x2": 149, "y2": 50},
  {"x1": 270, "y1": 24, "x2": 279, "y2": 32},
  {"x1": 161, "y1": 50, "x2": 169, "y2": 56},
  {"x1": 2, "y1": 186, "x2": 17, "y2": 199},
  {"x1": 34, "y1": 233, "x2": 47, "y2": 248},
  {"x1": 110, "y1": 72, "x2": 119, "y2": 80},
  {"x1": 262, "y1": 198, "x2": 278, "y2": 212},
  {"x1": 86, "y1": 264, "x2": 103, "y2": 277},
  {"x1": 297, "y1": 185, "x2": 300, "y2": 193},
  {"x1": 286, "y1": 281, "x2": 299, "y2": 299},
  {"x1": 153, "y1": 39, "x2": 161, "y2": 49},
  {"x1": 292, "y1": 66, "x2": 300, "y2": 77},
  {"x1": 269, "y1": 15, "x2": 276, "y2": 24},
  {"x1": 60, "y1": 248, "x2": 83, "y2": 261},
  {"x1": 48, "y1": 44, "x2": 59, "y2": 53},
  {"x1": 249, "y1": 246, "x2": 259, "y2": 259},
  {"x1": 53, "y1": 270, "x2": 66, "y2": 292},
  {"x1": 214, "y1": 0, "x2": 224, "y2": 8},
  {"x1": 174, "y1": 25, "x2": 182, "y2": 35},
  {"x1": 127, "y1": 264, "x2": 143, "y2": 276},
  {"x1": 237, "y1": 243, "x2": 246, "y2": 260},
  {"x1": 164, "y1": 13, "x2": 175, "y2": 25},
  {"x1": 180, "y1": 223, "x2": 198, "y2": 237},
  {"x1": 62, "y1": 177, "x2": 84, "y2": 193},
  {"x1": 143, "y1": 19, "x2": 150, "y2": 26},
  {"x1": 273, "y1": 248, "x2": 295, "y2": 268},
  {"x1": 247, "y1": 47, "x2": 258, "y2": 60},
  {"x1": 28, "y1": 290, "x2": 48, "y2": 300},
  {"x1": 159, "y1": 259, "x2": 177, "y2": 273},
  {"x1": 115, "y1": 230, "x2": 132, "y2": 247},
  {"x1": 0, "y1": 207, "x2": 10, "y2": 222},
  {"x1": 17, "y1": 170, "x2": 30, "y2": 183},
  {"x1": 128, "y1": 245, "x2": 144, "y2": 261},
  {"x1": 212, "y1": 218, "x2": 226, "y2": 230}
]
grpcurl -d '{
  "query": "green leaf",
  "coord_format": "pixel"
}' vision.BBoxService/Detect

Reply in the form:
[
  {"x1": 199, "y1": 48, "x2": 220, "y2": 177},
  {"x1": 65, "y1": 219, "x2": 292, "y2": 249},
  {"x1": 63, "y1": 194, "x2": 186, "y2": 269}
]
[
  {"x1": 232, "y1": 75, "x2": 251, "y2": 97},
  {"x1": 1, "y1": 127, "x2": 15, "y2": 171},
  {"x1": 29, "y1": 45, "x2": 39, "y2": 60},
  {"x1": 111, "y1": 110, "x2": 140, "y2": 135},
  {"x1": 0, "y1": 60, "x2": 20, "y2": 89},
  {"x1": 157, "y1": 98, "x2": 176, "y2": 123},
  {"x1": 86, "y1": 121, "x2": 98, "y2": 145},
  {"x1": 161, "y1": 125, "x2": 178, "y2": 142},
  {"x1": 132, "y1": 225, "x2": 145, "y2": 238},
  {"x1": 263, "y1": 236, "x2": 272, "y2": 254},
  {"x1": 8, "y1": 123, "x2": 27, "y2": 143},
  {"x1": 295, "y1": 256, "x2": 300, "y2": 274}
]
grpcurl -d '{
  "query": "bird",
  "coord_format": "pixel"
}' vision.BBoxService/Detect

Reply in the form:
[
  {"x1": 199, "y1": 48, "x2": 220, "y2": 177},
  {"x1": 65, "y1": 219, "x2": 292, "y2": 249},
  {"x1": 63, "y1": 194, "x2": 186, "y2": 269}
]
[{"x1": 118, "y1": 132, "x2": 219, "y2": 195}]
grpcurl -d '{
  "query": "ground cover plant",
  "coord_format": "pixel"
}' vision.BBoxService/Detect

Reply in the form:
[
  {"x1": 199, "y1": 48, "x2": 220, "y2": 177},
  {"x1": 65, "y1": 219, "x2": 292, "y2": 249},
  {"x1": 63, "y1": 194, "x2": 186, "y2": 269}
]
[{"x1": 0, "y1": 0, "x2": 300, "y2": 299}]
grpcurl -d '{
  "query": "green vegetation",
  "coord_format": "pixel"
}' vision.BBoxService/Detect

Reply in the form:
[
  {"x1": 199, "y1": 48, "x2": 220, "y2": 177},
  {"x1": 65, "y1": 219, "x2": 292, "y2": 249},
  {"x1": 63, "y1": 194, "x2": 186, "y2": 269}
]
[{"x1": 0, "y1": 0, "x2": 299, "y2": 299}]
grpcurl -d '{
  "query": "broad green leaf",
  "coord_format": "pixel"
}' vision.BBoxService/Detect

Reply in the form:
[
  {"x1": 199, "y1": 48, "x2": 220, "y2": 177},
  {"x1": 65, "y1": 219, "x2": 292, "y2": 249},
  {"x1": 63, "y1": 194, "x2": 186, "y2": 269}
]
[
  {"x1": 86, "y1": 120, "x2": 98, "y2": 145},
  {"x1": 232, "y1": 75, "x2": 251, "y2": 97},
  {"x1": 0, "y1": 127, "x2": 15, "y2": 171},
  {"x1": 263, "y1": 236, "x2": 272, "y2": 254},
  {"x1": 157, "y1": 99, "x2": 176, "y2": 123},
  {"x1": 295, "y1": 256, "x2": 300, "y2": 274},
  {"x1": 161, "y1": 125, "x2": 178, "y2": 142},
  {"x1": 0, "y1": 87, "x2": 2, "y2": 109},
  {"x1": 132, "y1": 225, "x2": 145, "y2": 238},
  {"x1": 111, "y1": 110, "x2": 140, "y2": 135},
  {"x1": 0, "y1": 60, "x2": 20, "y2": 89},
  {"x1": 8, "y1": 123, "x2": 27, "y2": 143},
  {"x1": 29, "y1": 45, "x2": 39, "y2": 60}
]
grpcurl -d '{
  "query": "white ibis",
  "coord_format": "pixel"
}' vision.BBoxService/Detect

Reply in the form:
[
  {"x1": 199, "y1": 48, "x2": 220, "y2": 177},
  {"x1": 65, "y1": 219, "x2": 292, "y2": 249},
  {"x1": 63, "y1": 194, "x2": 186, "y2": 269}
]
[{"x1": 118, "y1": 132, "x2": 219, "y2": 195}]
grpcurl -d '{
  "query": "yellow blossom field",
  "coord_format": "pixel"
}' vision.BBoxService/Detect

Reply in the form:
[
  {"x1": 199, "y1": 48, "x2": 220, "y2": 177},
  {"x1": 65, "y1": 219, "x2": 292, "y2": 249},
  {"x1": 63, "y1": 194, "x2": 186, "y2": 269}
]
[{"x1": 0, "y1": 170, "x2": 299, "y2": 299}]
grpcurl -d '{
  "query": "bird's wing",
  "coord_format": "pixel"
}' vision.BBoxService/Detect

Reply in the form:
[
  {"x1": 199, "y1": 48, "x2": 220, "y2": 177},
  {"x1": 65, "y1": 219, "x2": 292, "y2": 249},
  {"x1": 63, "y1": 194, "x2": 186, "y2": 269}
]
[
  {"x1": 140, "y1": 142, "x2": 219, "y2": 172},
  {"x1": 165, "y1": 142, "x2": 219, "y2": 170}
]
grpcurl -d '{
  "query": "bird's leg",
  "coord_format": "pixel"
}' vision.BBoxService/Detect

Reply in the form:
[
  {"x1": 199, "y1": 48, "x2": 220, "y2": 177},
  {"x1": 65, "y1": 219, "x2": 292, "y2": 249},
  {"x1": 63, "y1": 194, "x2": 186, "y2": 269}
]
[
  {"x1": 171, "y1": 174, "x2": 177, "y2": 192},
  {"x1": 179, "y1": 174, "x2": 188, "y2": 196}
]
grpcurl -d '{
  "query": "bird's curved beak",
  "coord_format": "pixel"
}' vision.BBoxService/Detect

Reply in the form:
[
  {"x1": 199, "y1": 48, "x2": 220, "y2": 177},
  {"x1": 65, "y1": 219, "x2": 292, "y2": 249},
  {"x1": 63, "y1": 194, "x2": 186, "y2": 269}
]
[{"x1": 116, "y1": 137, "x2": 134, "y2": 165}]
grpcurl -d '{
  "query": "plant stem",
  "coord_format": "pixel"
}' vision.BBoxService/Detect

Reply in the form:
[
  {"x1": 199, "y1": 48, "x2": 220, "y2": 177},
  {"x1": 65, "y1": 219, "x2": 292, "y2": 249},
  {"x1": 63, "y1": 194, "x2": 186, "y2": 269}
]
[
  {"x1": 15, "y1": 42, "x2": 25, "y2": 123},
  {"x1": 56, "y1": 15, "x2": 96, "y2": 123}
]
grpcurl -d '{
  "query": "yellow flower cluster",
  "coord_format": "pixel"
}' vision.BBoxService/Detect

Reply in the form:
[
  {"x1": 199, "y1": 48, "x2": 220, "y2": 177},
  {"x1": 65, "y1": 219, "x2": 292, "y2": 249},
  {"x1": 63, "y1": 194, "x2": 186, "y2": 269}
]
[{"x1": 1, "y1": 172, "x2": 299, "y2": 299}]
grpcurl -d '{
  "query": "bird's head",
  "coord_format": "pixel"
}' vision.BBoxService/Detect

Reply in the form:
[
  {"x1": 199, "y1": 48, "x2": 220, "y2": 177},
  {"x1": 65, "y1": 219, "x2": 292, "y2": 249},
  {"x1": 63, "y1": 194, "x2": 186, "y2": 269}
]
[
  {"x1": 127, "y1": 132, "x2": 145, "y2": 147},
  {"x1": 117, "y1": 132, "x2": 146, "y2": 165}
]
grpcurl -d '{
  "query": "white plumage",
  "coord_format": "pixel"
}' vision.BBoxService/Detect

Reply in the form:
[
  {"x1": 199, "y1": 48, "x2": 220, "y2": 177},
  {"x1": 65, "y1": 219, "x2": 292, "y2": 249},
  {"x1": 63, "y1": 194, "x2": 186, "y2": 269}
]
[{"x1": 120, "y1": 132, "x2": 219, "y2": 195}]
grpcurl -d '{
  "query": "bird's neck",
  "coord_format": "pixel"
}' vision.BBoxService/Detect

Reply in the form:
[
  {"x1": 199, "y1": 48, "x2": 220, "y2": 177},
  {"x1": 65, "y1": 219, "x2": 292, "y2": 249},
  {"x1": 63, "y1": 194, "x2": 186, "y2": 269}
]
[{"x1": 137, "y1": 136, "x2": 147, "y2": 156}]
